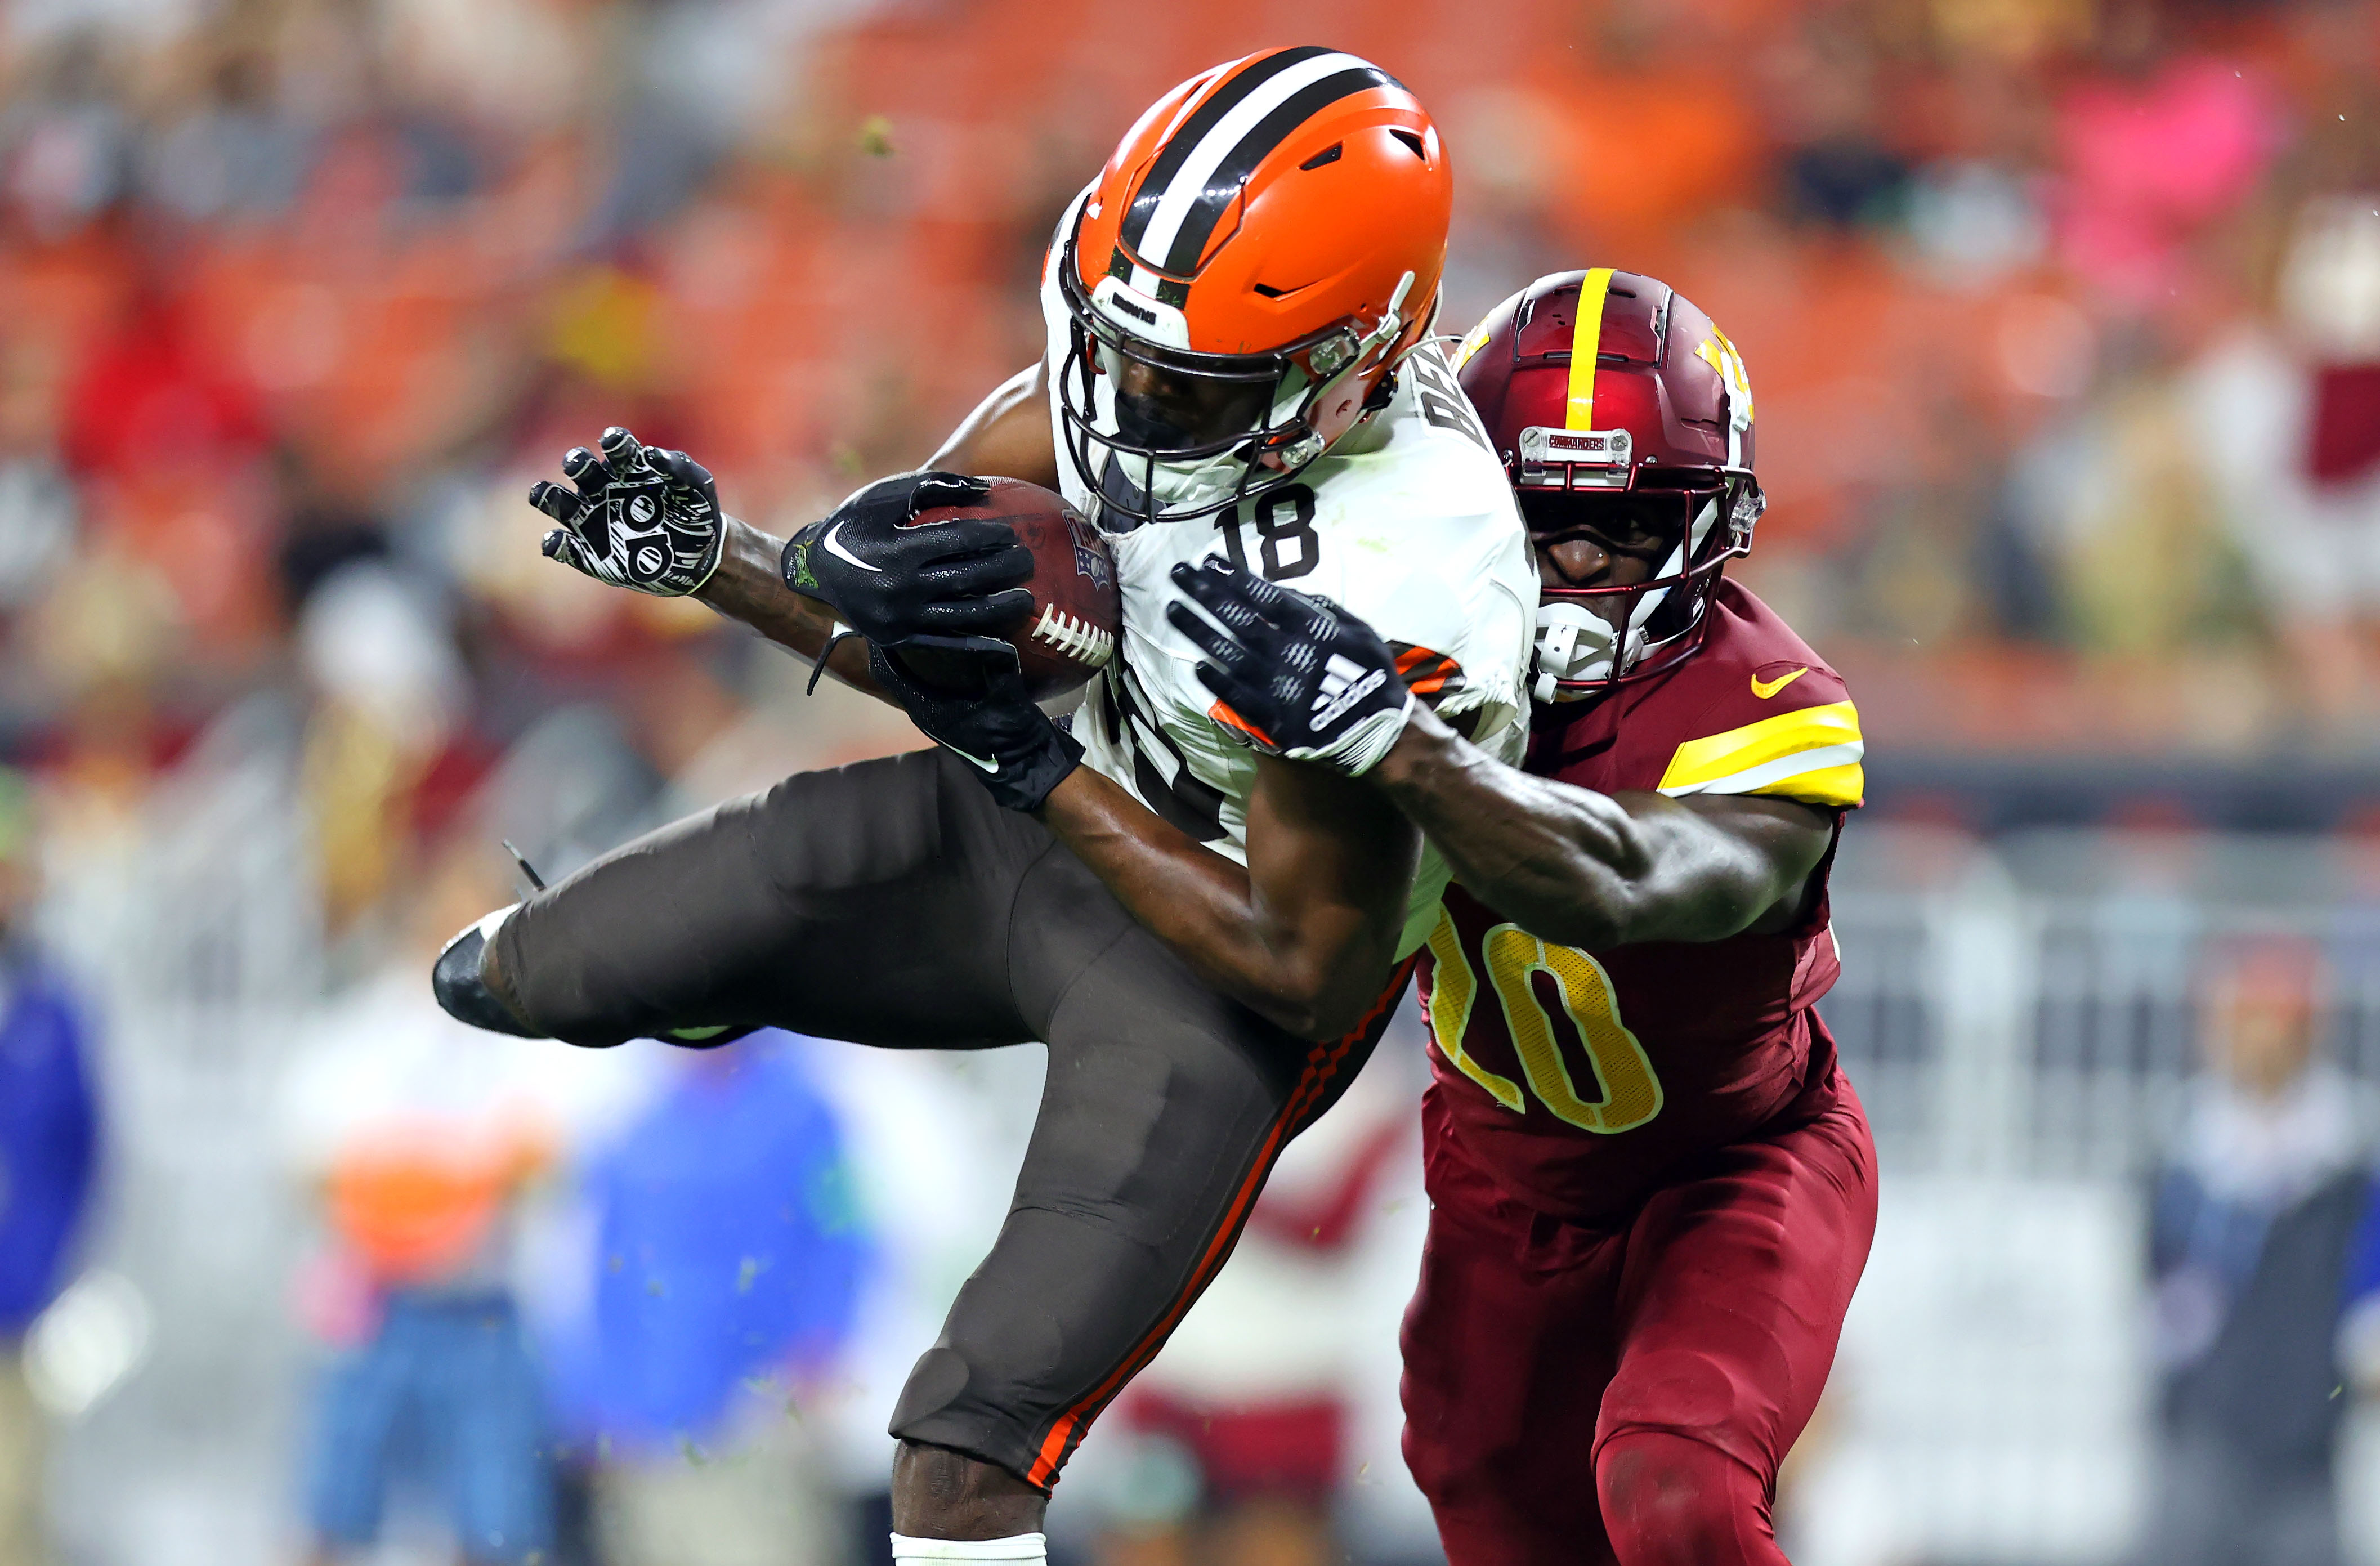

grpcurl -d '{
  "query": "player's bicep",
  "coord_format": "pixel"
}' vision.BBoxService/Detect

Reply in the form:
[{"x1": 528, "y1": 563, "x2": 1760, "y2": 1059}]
[
  {"x1": 1614, "y1": 790, "x2": 1836, "y2": 943},
  {"x1": 927, "y1": 361, "x2": 1061, "y2": 488}
]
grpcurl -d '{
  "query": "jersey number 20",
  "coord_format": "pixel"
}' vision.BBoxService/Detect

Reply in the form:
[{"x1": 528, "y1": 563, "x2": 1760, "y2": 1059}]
[{"x1": 1424, "y1": 910, "x2": 1665, "y2": 1134}]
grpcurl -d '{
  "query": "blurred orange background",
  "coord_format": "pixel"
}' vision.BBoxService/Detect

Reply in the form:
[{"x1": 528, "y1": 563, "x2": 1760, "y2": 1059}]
[
  {"x1": 7, "y1": 5, "x2": 2380, "y2": 1565},
  {"x1": 7, "y1": 0, "x2": 2379, "y2": 852}
]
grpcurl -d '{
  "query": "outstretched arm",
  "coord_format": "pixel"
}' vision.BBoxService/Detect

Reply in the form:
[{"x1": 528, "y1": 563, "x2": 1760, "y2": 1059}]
[
  {"x1": 694, "y1": 516, "x2": 883, "y2": 690},
  {"x1": 533, "y1": 363, "x2": 1059, "y2": 699},
  {"x1": 1370, "y1": 705, "x2": 1833, "y2": 949},
  {"x1": 1038, "y1": 758, "x2": 1420, "y2": 1042},
  {"x1": 709, "y1": 361, "x2": 1061, "y2": 693},
  {"x1": 1167, "y1": 558, "x2": 1836, "y2": 951}
]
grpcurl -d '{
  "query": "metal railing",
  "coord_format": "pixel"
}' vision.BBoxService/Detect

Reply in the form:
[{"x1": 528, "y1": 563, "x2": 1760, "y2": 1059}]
[
  {"x1": 1828, "y1": 825, "x2": 2380, "y2": 1180},
  {"x1": 1806, "y1": 824, "x2": 2380, "y2": 1565}
]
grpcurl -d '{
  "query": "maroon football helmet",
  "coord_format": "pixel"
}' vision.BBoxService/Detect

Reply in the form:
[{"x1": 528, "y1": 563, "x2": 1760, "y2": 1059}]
[{"x1": 1455, "y1": 268, "x2": 1764, "y2": 701}]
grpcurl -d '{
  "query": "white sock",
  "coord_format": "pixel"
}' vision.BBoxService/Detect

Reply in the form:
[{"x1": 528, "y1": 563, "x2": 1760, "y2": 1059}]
[{"x1": 889, "y1": 1534, "x2": 1047, "y2": 1562}]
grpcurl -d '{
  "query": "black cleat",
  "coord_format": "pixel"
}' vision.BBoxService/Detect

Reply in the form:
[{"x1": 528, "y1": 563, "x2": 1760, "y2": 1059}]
[{"x1": 433, "y1": 908, "x2": 542, "y2": 1037}]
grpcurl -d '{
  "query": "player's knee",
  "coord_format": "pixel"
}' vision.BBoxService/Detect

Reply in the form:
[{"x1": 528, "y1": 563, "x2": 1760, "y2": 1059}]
[
  {"x1": 1399, "y1": 1419, "x2": 1459, "y2": 1506},
  {"x1": 1399, "y1": 1400, "x2": 1534, "y2": 1520},
  {"x1": 1597, "y1": 1430, "x2": 1777, "y2": 1566}
]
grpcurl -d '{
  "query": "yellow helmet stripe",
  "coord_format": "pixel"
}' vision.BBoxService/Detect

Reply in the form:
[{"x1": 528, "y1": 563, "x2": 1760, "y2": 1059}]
[{"x1": 1565, "y1": 267, "x2": 1616, "y2": 431}]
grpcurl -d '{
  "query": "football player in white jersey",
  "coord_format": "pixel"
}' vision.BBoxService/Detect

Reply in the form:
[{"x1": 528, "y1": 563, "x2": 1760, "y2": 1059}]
[
  {"x1": 435, "y1": 48, "x2": 1531, "y2": 1563},
  {"x1": 1036, "y1": 181, "x2": 1535, "y2": 958}
]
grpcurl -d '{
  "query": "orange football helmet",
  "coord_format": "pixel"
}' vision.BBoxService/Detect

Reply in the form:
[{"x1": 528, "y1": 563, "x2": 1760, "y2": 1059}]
[{"x1": 1054, "y1": 47, "x2": 1452, "y2": 529}]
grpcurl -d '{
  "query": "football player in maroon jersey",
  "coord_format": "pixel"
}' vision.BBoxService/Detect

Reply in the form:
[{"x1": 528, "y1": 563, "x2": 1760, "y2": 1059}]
[{"x1": 1169, "y1": 269, "x2": 1873, "y2": 1566}]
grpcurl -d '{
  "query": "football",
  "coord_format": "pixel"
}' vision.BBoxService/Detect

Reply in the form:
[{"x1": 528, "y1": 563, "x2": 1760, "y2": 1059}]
[{"x1": 894, "y1": 477, "x2": 1122, "y2": 701}]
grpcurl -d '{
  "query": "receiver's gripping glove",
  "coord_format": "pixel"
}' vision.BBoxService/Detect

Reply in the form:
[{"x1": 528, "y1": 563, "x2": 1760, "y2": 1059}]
[
  {"x1": 1165, "y1": 558, "x2": 1416, "y2": 777},
  {"x1": 867, "y1": 642, "x2": 1082, "y2": 813},
  {"x1": 530, "y1": 426, "x2": 723, "y2": 596},
  {"x1": 781, "y1": 472, "x2": 1032, "y2": 649}
]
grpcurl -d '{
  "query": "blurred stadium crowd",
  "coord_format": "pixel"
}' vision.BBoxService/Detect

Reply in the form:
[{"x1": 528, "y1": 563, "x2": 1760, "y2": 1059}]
[
  {"x1": 4, "y1": 0, "x2": 2380, "y2": 1563},
  {"x1": 4, "y1": 0, "x2": 2380, "y2": 790}
]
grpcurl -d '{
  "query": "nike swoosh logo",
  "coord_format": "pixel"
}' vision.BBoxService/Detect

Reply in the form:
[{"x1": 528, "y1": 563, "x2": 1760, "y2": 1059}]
[
  {"x1": 1750, "y1": 666, "x2": 1809, "y2": 699},
  {"x1": 944, "y1": 742, "x2": 1000, "y2": 774},
  {"x1": 822, "y1": 521, "x2": 883, "y2": 574}
]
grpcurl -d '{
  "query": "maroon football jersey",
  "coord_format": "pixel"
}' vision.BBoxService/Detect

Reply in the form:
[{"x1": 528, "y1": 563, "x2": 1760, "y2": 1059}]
[{"x1": 1417, "y1": 579, "x2": 1864, "y2": 1227}]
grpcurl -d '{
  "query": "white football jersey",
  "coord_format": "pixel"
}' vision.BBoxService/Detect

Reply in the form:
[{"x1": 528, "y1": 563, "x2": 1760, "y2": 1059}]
[{"x1": 1039, "y1": 219, "x2": 1537, "y2": 959}]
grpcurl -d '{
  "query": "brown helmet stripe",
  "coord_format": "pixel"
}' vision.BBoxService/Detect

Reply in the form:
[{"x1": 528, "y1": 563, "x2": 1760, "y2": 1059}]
[
  {"x1": 1119, "y1": 46, "x2": 1334, "y2": 259},
  {"x1": 1148, "y1": 63, "x2": 1398, "y2": 280}
]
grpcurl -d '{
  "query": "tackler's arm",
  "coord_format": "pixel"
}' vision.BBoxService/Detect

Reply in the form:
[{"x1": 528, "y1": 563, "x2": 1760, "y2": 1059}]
[
  {"x1": 1370, "y1": 706, "x2": 1835, "y2": 950},
  {"x1": 1164, "y1": 557, "x2": 1836, "y2": 952}
]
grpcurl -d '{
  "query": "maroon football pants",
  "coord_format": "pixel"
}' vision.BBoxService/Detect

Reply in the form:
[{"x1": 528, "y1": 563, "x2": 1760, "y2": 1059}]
[{"x1": 1399, "y1": 1071, "x2": 1877, "y2": 1566}]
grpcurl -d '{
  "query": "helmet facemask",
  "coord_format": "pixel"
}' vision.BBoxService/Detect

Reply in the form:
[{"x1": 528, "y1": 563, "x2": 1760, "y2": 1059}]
[
  {"x1": 1526, "y1": 476, "x2": 1763, "y2": 703},
  {"x1": 1057, "y1": 232, "x2": 1413, "y2": 531}
]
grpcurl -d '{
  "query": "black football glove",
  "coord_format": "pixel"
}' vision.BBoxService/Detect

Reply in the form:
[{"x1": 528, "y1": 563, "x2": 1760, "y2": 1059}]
[
  {"x1": 867, "y1": 638, "x2": 1082, "y2": 813},
  {"x1": 1165, "y1": 559, "x2": 1416, "y2": 777},
  {"x1": 782, "y1": 472, "x2": 1034, "y2": 649},
  {"x1": 530, "y1": 427, "x2": 723, "y2": 596}
]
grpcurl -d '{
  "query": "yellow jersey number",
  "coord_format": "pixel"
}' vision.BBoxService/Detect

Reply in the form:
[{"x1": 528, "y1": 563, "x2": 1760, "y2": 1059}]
[{"x1": 1424, "y1": 909, "x2": 1665, "y2": 1134}]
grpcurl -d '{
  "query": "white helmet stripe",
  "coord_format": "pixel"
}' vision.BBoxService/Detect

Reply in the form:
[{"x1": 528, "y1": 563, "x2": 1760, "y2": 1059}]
[
  {"x1": 1133, "y1": 51, "x2": 1372, "y2": 276},
  {"x1": 1623, "y1": 495, "x2": 1721, "y2": 645}
]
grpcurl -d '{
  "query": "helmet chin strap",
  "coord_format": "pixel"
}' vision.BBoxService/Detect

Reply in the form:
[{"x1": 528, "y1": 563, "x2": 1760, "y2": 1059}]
[
  {"x1": 1531, "y1": 602, "x2": 1627, "y2": 702},
  {"x1": 1097, "y1": 440, "x2": 1245, "y2": 518}
]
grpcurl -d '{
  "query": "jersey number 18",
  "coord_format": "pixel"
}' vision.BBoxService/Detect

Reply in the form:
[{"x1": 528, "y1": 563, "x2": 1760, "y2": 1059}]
[{"x1": 1215, "y1": 485, "x2": 1320, "y2": 583}]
